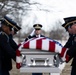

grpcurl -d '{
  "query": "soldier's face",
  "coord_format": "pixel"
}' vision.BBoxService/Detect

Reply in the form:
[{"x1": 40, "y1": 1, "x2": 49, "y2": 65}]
[
  {"x1": 68, "y1": 27, "x2": 72, "y2": 34},
  {"x1": 2, "y1": 25, "x2": 11, "y2": 35},
  {"x1": 35, "y1": 29, "x2": 41, "y2": 35},
  {"x1": 71, "y1": 24, "x2": 76, "y2": 34}
]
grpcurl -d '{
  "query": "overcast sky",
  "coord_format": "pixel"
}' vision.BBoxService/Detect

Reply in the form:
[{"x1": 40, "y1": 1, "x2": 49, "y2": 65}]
[{"x1": 22, "y1": 0, "x2": 76, "y2": 32}]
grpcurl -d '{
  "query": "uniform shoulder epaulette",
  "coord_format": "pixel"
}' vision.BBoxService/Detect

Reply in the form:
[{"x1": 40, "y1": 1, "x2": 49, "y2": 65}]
[
  {"x1": 0, "y1": 31, "x2": 6, "y2": 35},
  {"x1": 0, "y1": 31, "x2": 9, "y2": 38},
  {"x1": 0, "y1": 31, "x2": 9, "y2": 42}
]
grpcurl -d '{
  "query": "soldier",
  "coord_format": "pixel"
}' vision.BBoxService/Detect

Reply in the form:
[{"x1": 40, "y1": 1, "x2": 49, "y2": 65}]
[
  {"x1": 62, "y1": 16, "x2": 76, "y2": 75},
  {"x1": 25, "y1": 24, "x2": 45, "y2": 75},
  {"x1": 25, "y1": 24, "x2": 45, "y2": 41},
  {"x1": 62, "y1": 17, "x2": 76, "y2": 48},
  {"x1": 0, "y1": 15, "x2": 21, "y2": 75}
]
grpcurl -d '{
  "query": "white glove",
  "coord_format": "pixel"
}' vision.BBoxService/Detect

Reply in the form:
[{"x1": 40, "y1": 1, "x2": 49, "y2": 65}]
[{"x1": 30, "y1": 29, "x2": 35, "y2": 36}]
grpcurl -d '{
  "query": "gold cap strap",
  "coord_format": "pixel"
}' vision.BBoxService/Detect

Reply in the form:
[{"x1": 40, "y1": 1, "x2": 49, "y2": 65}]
[
  {"x1": 4, "y1": 19, "x2": 18, "y2": 30},
  {"x1": 64, "y1": 20, "x2": 76, "y2": 28}
]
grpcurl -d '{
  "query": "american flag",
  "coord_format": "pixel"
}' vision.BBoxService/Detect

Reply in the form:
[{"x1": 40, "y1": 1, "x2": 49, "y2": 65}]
[{"x1": 16, "y1": 37, "x2": 69, "y2": 69}]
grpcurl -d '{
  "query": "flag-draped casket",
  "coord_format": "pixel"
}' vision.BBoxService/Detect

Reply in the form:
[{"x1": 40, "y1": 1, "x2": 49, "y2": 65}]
[{"x1": 16, "y1": 37, "x2": 69, "y2": 69}]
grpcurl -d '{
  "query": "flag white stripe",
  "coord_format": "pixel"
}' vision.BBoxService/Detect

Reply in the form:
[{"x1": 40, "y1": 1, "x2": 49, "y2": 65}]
[
  {"x1": 61, "y1": 49, "x2": 68, "y2": 61},
  {"x1": 29, "y1": 40, "x2": 36, "y2": 49},
  {"x1": 55, "y1": 44, "x2": 62, "y2": 53},
  {"x1": 42, "y1": 39, "x2": 49, "y2": 51},
  {"x1": 16, "y1": 56, "x2": 22, "y2": 63}
]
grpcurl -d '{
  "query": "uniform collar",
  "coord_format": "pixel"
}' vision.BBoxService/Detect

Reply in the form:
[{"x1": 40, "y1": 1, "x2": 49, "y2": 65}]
[{"x1": 36, "y1": 34, "x2": 40, "y2": 38}]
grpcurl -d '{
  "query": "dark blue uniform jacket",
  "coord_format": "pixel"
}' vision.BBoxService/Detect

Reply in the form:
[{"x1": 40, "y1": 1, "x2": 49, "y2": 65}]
[
  {"x1": 0, "y1": 30, "x2": 18, "y2": 71},
  {"x1": 64, "y1": 34, "x2": 76, "y2": 67},
  {"x1": 25, "y1": 34, "x2": 45, "y2": 41}
]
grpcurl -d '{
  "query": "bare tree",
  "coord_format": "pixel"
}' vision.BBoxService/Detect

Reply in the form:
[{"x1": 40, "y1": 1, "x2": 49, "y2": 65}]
[
  {"x1": 49, "y1": 26, "x2": 68, "y2": 40},
  {"x1": 0, "y1": 0, "x2": 41, "y2": 43},
  {"x1": 0, "y1": 0, "x2": 68, "y2": 43}
]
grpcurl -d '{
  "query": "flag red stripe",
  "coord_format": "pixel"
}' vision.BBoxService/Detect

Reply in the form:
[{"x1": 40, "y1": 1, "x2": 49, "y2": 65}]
[
  {"x1": 36, "y1": 39, "x2": 42, "y2": 50},
  {"x1": 65, "y1": 54, "x2": 70, "y2": 62},
  {"x1": 16, "y1": 50, "x2": 20, "y2": 56},
  {"x1": 23, "y1": 42, "x2": 29, "y2": 49},
  {"x1": 16, "y1": 63, "x2": 21, "y2": 69},
  {"x1": 49, "y1": 41, "x2": 55, "y2": 52},
  {"x1": 60, "y1": 48, "x2": 66, "y2": 57}
]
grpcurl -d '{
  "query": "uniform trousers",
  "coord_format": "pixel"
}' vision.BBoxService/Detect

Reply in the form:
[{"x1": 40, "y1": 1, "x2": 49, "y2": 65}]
[
  {"x1": 32, "y1": 73, "x2": 42, "y2": 75},
  {"x1": 71, "y1": 66, "x2": 76, "y2": 75},
  {"x1": 0, "y1": 70, "x2": 10, "y2": 75}
]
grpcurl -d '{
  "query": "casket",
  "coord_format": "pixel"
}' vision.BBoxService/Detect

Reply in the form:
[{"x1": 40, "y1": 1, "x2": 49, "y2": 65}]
[
  {"x1": 16, "y1": 37, "x2": 68, "y2": 75},
  {"x1": 20, "y1": 49, "x2": 61, "y2": 75}
]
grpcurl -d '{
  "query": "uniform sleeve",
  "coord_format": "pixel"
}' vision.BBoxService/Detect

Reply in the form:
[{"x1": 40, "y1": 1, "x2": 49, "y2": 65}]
[
  {"x1": 67, "y1": 45, "x2": 76, "y2": 58},
  {"x1": 25, "y1": 35, "x2": 32, "y2": 41},
  {"x1": 0, "y1": 34, "x2": 16, "y2": 60},
  {"x1": 64, "y1": 36, "x2": 73, "y2": 48},
  {"x1": 9, "y1": 35, "x2": 18, "y2": 51},
  {"x1": 9, "y1": 38, "x2": 18, "y2": 50},
  {"x1": 64, "y1": 36, "x2": 75, "y2": 62}
]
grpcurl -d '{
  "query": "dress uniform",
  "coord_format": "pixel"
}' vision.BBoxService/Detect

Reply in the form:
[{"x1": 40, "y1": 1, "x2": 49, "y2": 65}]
[
  {"x1": 0, "y1": 15, "x2": 21, "y2": 75},
  {"x1": 62, "y1": 16, "x2": 76, "y2": 75},
  {"x1": 25, "y1": 24, "x2": 45, "y2": 75},
  {"x1": 25, "y1": 24, "x2": 45, "y2": 41},
  {"x1": 64, "y1": 34, "x2": 74, "y2": 48}
]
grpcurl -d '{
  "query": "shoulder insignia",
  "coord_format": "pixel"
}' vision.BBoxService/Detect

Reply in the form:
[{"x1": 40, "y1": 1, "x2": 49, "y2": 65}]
[
  {"x1": 0, "y1": 31, "x2": 5, "y2": 35},
  {"x1": 0, "y1": 31, "x2": 9, "y2": 42}
]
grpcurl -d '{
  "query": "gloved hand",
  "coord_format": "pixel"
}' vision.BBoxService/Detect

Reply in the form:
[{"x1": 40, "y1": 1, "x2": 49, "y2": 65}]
[
  {"x1": 25, "y1": 29, "x2": 35, "y2": 41},
  {"x1": 30, "y1": 29, "x2": 35, "y2": 36},
  {"x1": 53, "y1": 53, "x2": 64, "y2": 67},
  {"x1": 59, "y1": 48, "x2": 70, "y2": 62}
]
